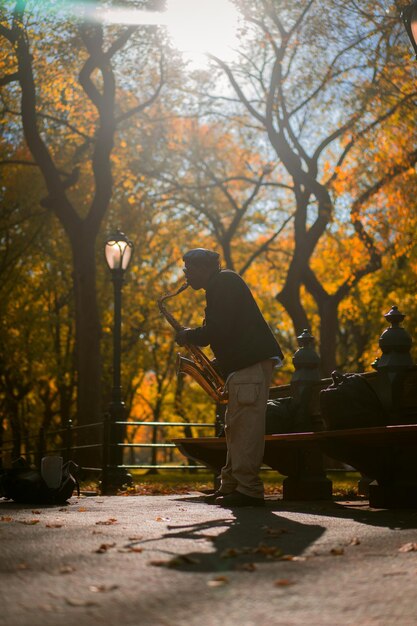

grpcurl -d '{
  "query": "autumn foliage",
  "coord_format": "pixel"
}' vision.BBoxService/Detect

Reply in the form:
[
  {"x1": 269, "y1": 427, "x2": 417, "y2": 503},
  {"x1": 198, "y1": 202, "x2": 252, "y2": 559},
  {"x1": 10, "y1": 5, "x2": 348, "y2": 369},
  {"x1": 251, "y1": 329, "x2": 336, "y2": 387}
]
[{"x1": 1, "y1": 0, "x2": 417, "y2": 465}]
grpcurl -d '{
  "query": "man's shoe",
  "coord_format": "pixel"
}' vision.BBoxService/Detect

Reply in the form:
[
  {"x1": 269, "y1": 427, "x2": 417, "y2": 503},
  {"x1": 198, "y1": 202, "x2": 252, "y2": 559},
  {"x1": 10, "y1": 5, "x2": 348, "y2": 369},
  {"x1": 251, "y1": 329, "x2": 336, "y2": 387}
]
[
  {"x1": 215, "y1": 490, "x2": 265, "y2": 508},
  {"x1": 204, "y1": 490, "x2": 228, "y2": 504}
]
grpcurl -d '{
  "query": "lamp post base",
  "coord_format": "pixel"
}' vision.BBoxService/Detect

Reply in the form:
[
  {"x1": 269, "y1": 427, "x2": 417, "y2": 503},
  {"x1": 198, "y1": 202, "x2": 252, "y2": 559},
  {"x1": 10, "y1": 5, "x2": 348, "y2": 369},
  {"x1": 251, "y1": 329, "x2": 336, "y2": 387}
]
[{"x1": 102, "y1": 397, "x2": 131, "y2": 495}]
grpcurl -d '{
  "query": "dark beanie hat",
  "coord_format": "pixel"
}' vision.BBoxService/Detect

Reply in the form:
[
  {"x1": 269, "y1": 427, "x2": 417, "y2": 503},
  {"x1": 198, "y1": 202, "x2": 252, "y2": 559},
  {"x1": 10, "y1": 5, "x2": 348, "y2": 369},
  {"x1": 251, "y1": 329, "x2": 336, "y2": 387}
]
[{"x1": 183, "y1": 248, "x2": 220, "y2": 266}]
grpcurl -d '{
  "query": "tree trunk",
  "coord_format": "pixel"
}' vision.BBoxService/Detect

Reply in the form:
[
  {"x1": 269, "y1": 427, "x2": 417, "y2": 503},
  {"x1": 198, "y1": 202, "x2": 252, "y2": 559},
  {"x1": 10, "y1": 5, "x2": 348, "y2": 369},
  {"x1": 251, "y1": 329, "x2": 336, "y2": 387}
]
[
  {"x1": 70, "y1": 230, "x2": 102, "y2": 465},
  {"x1": 277, "y1": 257, "x2": 310, "y2": 338},
  {"x1": 317, "y1": 297, "x2": 339, "y2": 378}
]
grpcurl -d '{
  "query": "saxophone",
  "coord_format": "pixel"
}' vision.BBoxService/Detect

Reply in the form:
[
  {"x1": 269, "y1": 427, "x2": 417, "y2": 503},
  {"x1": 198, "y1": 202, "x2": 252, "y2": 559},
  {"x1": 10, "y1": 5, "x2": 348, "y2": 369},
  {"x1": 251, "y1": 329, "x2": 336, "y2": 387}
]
[{"x1": 158, "y1": 283, "x2": 227, "y2": 404}]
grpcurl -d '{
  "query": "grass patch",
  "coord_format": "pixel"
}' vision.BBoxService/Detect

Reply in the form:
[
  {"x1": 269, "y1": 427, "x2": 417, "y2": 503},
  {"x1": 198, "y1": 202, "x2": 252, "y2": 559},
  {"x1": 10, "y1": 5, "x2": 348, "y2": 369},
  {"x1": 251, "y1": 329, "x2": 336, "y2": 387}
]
[
  {"x1": 327, "y1": 471, "x2": 362, "y2": 498},
  {"x1": 102, "y1": 469, "x2": 362, "y2": 498},
  {"x1": 124, "y1": 470, "x2": 215, "y2": 495}
]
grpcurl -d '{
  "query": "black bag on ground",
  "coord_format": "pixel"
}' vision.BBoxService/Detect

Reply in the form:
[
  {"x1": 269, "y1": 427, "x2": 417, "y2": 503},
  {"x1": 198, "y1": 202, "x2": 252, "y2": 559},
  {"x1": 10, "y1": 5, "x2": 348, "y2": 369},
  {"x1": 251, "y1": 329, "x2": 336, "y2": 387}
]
[
  {"x1": 0, "y1": 458, "x2": 80, "y2": 504},
  {"x1": 320, "y1": 371, "x2": 387, "y2": 430}
]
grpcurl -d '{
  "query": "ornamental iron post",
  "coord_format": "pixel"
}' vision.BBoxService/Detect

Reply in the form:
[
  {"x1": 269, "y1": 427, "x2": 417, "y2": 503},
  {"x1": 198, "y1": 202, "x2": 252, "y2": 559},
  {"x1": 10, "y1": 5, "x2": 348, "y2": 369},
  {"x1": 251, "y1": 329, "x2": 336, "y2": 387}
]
[
  {"x1": 375, "y1": 304, "x2": 413, "y2": 421},
  {"x1": 291, "y1": 329, "x2": 322, "y2": 432},
  {"x1": 103, "y1": 230, "x2": 134, "y2": 493}
]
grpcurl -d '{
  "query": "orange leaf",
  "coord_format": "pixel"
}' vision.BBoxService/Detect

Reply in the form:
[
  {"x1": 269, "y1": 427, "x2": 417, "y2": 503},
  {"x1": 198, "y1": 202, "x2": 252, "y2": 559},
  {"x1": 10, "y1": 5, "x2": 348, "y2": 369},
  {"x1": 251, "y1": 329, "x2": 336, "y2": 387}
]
[
  {"x1": 94, "y1": 543, "x2": 116, "y2": 554},
  {"x1": 274, "y1": 579, "x2": 296, "y2": 587},
  {"x1": 207, "y1": 576, "x2": 229, "y2": 587}
]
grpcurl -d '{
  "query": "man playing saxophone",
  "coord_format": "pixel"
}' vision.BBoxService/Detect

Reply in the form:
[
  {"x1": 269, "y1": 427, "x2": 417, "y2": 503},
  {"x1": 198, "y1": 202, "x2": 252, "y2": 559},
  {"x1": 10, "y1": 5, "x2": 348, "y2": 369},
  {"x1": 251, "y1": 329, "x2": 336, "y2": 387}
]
[{"x1": 175, "y1": 248, "x2": 284, "y2": 508}]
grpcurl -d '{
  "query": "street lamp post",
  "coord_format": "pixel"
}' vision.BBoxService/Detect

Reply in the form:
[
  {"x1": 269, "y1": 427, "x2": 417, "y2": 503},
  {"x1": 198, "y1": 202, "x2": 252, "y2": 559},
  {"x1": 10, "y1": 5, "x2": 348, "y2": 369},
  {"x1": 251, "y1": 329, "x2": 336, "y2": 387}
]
[
  {"x1": 103, "y1": 230, "x2": 134, "y2": 493},
  {"x1": 401, "y1": 1, "x2": 417, "y2": 58}
]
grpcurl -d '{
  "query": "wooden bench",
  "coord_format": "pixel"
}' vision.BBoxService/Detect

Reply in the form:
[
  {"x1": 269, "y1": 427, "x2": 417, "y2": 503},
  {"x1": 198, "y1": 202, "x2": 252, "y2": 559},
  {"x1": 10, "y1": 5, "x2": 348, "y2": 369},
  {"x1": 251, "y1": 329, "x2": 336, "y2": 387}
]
[
  {"x1": 320, "y1": 423, "x2": 417, "y2": 508},
  {"x1": 173, "y1": 423, "x2": 417, "y2": 508}
]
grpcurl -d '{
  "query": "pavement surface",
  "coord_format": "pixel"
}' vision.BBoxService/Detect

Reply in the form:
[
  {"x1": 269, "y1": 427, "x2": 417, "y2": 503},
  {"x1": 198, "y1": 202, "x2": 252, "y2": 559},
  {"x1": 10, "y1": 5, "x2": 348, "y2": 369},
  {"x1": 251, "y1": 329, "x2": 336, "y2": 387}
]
[{"x1": 2, "y1": 492, "x2": 417, "y2": 626}]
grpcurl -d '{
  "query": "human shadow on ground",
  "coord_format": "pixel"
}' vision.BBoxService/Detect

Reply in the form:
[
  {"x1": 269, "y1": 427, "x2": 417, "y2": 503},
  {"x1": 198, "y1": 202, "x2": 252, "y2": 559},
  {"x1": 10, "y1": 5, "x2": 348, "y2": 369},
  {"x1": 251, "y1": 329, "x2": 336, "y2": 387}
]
[
  {"x1": 276, "y1": 497, "x2": 417, "y2": 531},
  {"x1": 127, "y1": 496, "x2": 325, "y2": 573}
]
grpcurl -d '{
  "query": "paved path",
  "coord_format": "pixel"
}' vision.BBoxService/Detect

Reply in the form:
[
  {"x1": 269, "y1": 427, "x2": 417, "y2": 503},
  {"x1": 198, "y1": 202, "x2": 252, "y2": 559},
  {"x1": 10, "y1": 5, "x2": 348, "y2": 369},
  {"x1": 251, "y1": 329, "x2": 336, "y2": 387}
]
[{"x1": 2, "y1": 493, "x2": 417, "y2": 626}]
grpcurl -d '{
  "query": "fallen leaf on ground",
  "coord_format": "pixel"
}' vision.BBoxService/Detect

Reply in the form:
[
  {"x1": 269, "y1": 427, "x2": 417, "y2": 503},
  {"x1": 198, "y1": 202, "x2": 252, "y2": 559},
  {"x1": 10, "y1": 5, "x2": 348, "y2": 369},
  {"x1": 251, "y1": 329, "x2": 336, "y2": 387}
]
[
  {"x1": 66, "y1": 598, "x2": 98, "y2": 607},
  {"x1": 330, "y1": 548, "x2": 345, "y2": 556},
  {"x1": 221, "y1": 548, "x2": 242, "y2": 558},
  {"x1": 128, "y1": 535, "x2": 143, "y2": 541},
  {"x1": 349, "y1": 537, "x2": 361, "y2": 546},
  {"x1": 94, "y1": 543, "x2": 116, "y2": 554},
  {"x1": 59, "y1": 566, "x2": 75, "y2": 574},
  {"x1": 95, "y1": 518, "x2": 118, "y2": 526},
  {"x1": 118, "y1": 546, "x2": 143, "y2": 553},
  {"x1": 0, "y1": 516, "x2": 13, "y2": 522},
  {"x1": 31, "y1": 510, "x2": 41, "y2": 515},
  {"x1": 274, "y1": 579, "x2": 296, "y2": 587},
  {"x1": 167, "y1": 555, "x2": 200, "y2": 567},
  {"x1": 149, "y1": 555, "x2": 200, "y2": 568},
  {"x1": 88, "y1": 585, "x2": 119, "y2": 593},
  {"x1": 235, "y1": 562, "x2": 257, "y2": 572},
  {"x1": 77, "y1": 507, "x2": 87, "y2": 512},
  {"x1": 155, "y1": 516, "x2": 170, "y2": 522},
  {"x1": 207, "y1": 576, "x2": 229, "y2": 587},
  {"x1": 46, "y1": 523, "x2": 63, "y2": 528},
  {"x1": 18, "y1": 519, "x2": 40, "y2": 525},
  {"x1": 280, "y1": 555, "x2": 306, "y2": 561},
  {"x1": 399, "y1": 542, "x2": 417, "y2": 552},
  {"x1": 254, "y1": 543, "x2": 283, "y2": 559}
]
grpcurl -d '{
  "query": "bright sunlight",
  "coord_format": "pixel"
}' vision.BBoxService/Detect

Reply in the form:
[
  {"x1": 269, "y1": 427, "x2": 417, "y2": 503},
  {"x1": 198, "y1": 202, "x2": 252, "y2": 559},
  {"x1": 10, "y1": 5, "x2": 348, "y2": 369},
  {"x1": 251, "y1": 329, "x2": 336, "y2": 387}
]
[{"x1": 96, "y1": 0, "x2": 240, "y2": 66}]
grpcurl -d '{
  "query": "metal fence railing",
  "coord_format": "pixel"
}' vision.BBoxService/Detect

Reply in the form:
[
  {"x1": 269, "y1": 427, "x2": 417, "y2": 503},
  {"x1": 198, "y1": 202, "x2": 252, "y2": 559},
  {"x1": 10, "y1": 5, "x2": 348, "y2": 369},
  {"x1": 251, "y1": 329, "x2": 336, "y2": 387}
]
[{"x1": 112, "y1": 420, "x2": 215, "y2": 470}]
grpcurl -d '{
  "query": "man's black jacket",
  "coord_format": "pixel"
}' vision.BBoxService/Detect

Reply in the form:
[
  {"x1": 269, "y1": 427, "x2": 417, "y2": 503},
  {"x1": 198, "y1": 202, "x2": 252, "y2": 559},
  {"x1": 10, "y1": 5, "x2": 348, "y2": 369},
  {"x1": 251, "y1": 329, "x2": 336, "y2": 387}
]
[{"x1": 183, "y1": 270, "x2": 284, "y2": 378}]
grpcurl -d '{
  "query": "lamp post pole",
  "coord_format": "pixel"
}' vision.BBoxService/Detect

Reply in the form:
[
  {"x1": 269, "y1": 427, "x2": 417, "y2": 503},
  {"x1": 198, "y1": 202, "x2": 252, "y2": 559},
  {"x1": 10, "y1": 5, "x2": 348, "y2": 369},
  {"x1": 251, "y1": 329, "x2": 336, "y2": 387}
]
[
  {"x1": 103, "y1": 230, "x2": 134, "y2": 493},
  {"x1": 111, "y1": 266, "x2": 124, "y2": 410}
]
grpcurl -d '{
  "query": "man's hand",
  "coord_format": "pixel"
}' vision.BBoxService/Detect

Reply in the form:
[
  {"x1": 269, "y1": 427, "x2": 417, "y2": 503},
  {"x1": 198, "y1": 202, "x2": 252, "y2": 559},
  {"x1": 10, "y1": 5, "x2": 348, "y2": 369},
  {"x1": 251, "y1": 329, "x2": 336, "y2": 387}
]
[{"x1": 175, "y1": 329, "x2": 190, "y2": 346}]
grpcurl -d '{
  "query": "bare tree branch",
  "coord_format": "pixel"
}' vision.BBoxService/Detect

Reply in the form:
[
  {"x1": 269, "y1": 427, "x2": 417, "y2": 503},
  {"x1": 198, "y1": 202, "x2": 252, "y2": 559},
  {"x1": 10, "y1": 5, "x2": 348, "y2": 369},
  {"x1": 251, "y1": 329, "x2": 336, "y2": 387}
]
[
  {"x1": 116, "y1": 55, "x2": 165, "y2": 123},
  {"x1": 0, "y1": 71, "x2": 19, "y2": 87},
  {"x1": 209, "y1": 54, "x2": 267, "y2": 125},
  {"x1": 239, "y1": 212, "x2": 294, "y2": 276}
]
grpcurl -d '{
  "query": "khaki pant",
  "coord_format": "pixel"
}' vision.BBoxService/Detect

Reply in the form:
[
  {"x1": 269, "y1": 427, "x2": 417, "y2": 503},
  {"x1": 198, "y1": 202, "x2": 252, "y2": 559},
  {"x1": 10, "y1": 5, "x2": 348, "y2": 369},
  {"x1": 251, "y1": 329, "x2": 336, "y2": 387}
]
[{"x1": 220, "y1": 359, "x2": 274, "y2": 499}]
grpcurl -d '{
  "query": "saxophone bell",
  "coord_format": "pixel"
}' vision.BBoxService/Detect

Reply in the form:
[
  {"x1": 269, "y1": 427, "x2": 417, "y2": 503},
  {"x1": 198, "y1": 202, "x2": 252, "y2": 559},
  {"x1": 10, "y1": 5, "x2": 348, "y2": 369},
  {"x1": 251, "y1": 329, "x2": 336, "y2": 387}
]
[{"x1": 176, "y1": 355, "x2": 227, "y2": 404}]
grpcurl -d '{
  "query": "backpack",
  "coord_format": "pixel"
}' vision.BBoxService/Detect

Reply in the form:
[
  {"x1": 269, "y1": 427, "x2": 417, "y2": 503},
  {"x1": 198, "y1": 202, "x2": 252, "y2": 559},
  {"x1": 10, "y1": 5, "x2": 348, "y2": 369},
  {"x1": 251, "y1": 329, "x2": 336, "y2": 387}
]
[
  {"x1": 320, "y1": 371, "x2": 387, "y2": 430},
  {"x1": 0, "y1": 457, "x2": 80, "y2": 505}
]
